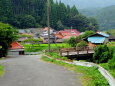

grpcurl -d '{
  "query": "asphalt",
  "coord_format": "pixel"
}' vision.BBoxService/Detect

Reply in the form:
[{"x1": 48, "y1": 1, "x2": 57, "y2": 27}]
[{"x1": 0, "y1": 55, "x2": 82, "y2": 86}]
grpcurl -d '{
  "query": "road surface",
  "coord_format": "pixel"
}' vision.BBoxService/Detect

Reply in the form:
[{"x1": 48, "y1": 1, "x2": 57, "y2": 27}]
[{"x1": 0, "y1": 55, "x2": 82, "y2": 86}]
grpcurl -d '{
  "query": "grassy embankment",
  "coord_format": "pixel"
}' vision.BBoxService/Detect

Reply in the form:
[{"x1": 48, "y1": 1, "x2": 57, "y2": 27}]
[
  {"x1": 0, "y1": 64, "x2": 4, "y2": 76},
  {"x1": 100, "y1": 42, "x2": 115, "y2": 78},
  {"x1": 42, "y1": 56, "x2": 109, "y2": 86}
]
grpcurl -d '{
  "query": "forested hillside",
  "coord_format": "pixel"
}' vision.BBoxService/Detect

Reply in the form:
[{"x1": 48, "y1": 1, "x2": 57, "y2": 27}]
[
  {"x1": 80, "y1": 5, "x2": 115, "y2": 31},
  {"x1": 79, "y1": 8, "x2": 100, "y2": 17},
  {"x1": 96, "y1": 5, "x2": 115, "y2": 30},
  {"x1": 0, "y1": 0, "x2": 98, "y2": 31}
]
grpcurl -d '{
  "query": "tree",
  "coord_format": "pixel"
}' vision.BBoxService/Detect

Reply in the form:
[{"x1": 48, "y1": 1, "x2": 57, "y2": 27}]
[
  {"x1": 93, "y1": 45, "x2": 112, "y2": 63},
  {"x1": 67, "y1": 37, "x2": 77, "y2": 47},
  {"x1": 56, "y1": 20, "x2": 64, "y2": 30},
  {"x1": 77, "y1": 41, "x2": 87, "y2": 47},
  {"x1": 20, "y1": 15, "x2": 37, "y2": 28},
  {"x1": 0, "y1": 22, "x2": 17, "y2": 57},
  {"x1": 81, "y1": 31, "x2": 95, "y2": 39},
  {"x1": 86, "y1": 17, "x2": 99, "y2": 31}
]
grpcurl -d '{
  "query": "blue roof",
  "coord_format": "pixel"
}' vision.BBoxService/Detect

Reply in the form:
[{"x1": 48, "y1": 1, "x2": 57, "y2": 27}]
[
  {"x1": 88, "y1": 37, "x2": 106, "y2": 43},
  {"x1": 97, "y1": 32, "x2": 109, "y2": 37}
]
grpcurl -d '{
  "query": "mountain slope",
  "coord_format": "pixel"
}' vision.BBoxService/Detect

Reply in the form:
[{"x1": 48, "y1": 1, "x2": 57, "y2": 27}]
[
  {"x1": 96, "y1": 5, "x2": 115, "y2": 30},
  {"x1": 54, "y1": 0, "x2": 115, "y2": 9},
  {"x1": 80, "y1": 5, "x2": 115, "y2": 30}
]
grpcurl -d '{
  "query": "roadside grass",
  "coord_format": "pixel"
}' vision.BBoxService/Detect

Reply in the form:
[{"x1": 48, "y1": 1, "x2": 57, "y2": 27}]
[
  {"x1": 23, "y1": 43, "x2": 69, "y2": 52},
  {"x1": 100, "y1": 63, "x2": 115, "y2": 78},
  {"x1": 41, "y1": 56, "x2": 109, "y2": 86},
  {"x1": 0, "y1": 64, "x2": 4, "y2": 77}
]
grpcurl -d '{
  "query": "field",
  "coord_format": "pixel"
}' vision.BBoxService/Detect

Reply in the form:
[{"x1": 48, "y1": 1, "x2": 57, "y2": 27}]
[{"x1": 23, "y1": 43, "x2": 69, "y2": 52}]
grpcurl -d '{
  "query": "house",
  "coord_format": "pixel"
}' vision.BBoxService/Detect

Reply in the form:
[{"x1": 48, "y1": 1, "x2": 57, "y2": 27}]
[
  {"x1": 40, "y1": 34, "x2": 56, "y2": 43},
  {"x1": 108, "y1": 36, "x2": 115, "y2": 42},
  {"x1": 39, "y1": 27, "x2": 56, "y2": 43},
  {"x1": 83, "y1": 32, "x2": 109, "y2": 48},
  {"x1": 9, "y1": 42, "x2": 25, "y2": 55},
  {"x1": 55, "y1": 29, "x2": 80, "y2": 43}
]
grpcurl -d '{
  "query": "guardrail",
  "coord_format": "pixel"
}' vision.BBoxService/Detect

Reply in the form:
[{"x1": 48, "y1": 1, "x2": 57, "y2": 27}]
[{"x1": 59, "y1": 47, "x2": 94, "y2": 56}]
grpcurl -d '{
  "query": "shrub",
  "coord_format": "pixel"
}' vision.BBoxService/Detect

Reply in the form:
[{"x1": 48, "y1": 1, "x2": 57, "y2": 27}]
[
  {"x1": 93, "y1": 45, "x2": 112, "y2": 63},
  {"x1": 67, "y1": 37, "x2": 77, "y2": 47},
  {"x1": 77, "y1": 41, "x2": 87, "y2": 47},
  {"x1": 108, "y1": 48, "x2": 115, "y2": 70},
  {"x1": 81, "y1": 31, "x2": 95, "y2": 39}
]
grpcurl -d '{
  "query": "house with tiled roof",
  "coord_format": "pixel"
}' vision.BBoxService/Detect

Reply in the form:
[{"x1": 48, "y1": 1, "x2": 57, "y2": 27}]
[
  {"x1": 55, "y1": 29, "x2": 80, "y2": 43},
  {"x1": 9, "y1": 42, "x2": 25, "y2": 55}
]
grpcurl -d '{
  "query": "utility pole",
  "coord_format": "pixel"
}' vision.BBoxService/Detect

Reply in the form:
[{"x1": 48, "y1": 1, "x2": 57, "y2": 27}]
[
  {"x1": 71, "y1": 26, "x2": 72, "y2": 33},
  {"x1": 47, "y1": 0, "x2": 50, "y2": 53}
]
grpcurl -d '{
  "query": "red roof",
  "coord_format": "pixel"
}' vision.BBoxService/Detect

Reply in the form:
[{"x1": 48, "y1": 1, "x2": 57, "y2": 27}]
[
  {"x1": 56, "y1": 29, "x2": 80, "y2": 39},
  {"x1": 10, "y1": 42, "x2": 24, "y2": 49}
]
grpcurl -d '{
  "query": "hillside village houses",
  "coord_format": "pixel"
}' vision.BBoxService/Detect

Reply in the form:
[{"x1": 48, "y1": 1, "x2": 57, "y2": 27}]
[
  {"x1": 13, "y1": 28, "x2": 115, "y2": 55},
  {"x1": 18, "y1": 27, "x2": 81, "y2": 43}
]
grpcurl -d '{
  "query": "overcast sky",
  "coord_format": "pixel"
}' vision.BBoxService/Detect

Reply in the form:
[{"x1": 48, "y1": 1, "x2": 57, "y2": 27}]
[{"x1": 54, "y1": 0, "x2": 115, "y2": 9}]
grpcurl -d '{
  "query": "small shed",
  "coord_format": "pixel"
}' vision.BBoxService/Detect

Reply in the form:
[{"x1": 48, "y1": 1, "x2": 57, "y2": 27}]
[{"x1": 9, "y1": 42, "x2": 25, "y2": 55}]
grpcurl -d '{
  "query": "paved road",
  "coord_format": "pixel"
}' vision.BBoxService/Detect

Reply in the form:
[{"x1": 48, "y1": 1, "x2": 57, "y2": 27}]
[{"x1": 0, "y1": 55, "x2": 82, "y2": 86}]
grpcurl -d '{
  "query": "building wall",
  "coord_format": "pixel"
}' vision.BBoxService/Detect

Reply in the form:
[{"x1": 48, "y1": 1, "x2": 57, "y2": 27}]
[{"x1": 88, "y1": 42, "x2": 96, "y2": 48}]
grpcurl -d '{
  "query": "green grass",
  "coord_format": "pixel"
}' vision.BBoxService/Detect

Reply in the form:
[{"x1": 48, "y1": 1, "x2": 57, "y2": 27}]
[
  {"x1": 100, "y1": 63, "x2": 115, "y2": 78},
  {"x1": 23, "y1": 43, "x2": 69, "y2": 52},
  {"x1": 0, "y1": 64, "x2": 4, "y2": 76},
  {"x1": 41, "y1": 56, "x2": 109, "y2": 86}
]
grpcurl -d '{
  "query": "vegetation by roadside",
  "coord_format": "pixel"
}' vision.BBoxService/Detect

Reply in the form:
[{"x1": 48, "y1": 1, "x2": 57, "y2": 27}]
[
  {"x1": 0, "y1": 22, "x2": 17, "y2": 57},
  {"x1": 92, "y1": 43, "x2": 115, "y2": 78},
  {"x1": 0, "y1": 65, "x2": 4, "y2": 77},
  {"x1": 41, "y1": 56, "x2": 109, "y2": 86},
  {"x1": 100, "y1": 63, "x2": 115, "y2": 78},
  {"x1": 99, "y1": 44, "x2": 115, "y2": 78}
]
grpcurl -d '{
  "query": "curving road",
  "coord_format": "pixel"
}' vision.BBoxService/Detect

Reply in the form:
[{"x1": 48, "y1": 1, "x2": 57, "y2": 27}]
[{"x1": 0, "y1": 55, "x2": 82, "y2": 86}]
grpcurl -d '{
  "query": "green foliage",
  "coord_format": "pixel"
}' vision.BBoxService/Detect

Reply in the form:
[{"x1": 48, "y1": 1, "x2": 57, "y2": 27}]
[
  {"x1": 0, "y1": 46, "x2": 2, "y2": 49},
  {"x1": 23, "y1": 38, "x2": 42, "y2": 44},
  {"x1": 96, "y1": 5, "x2": 115, "y2": 30},
  {"x1": 77, "y1": 41, "x2": 87, "y2": 47},
  {"x1": 100, "y1": 46, "x2": 115, "y2": 78},
  {"x1": 0, "y1": 22, "x2": 17, "y2": 57},
  {"x1": 56, "y1": 20, "x2": 64, "y2": 30},
  {"x1": 101, "y1": 63, "x2": 115, "y2": 78},
  {"x1": 0, "y1": 0, "x2": 98, "y2": 31},
  {"x1": 0, "y1": 64, "x2": 4, "y2": 76},
  {"x1": 87, "y1": 17, "x2": 99, "y2": 31},
  {"x1": 46, "y1": 52, "x2": 68, "y2": 60},
  {"x1": 106, "y1": 29, "x2": 115, "y2": 36},
  {"x1": 81, "y1": 30, "x2": 95, "y2": 39},
  {"x1": 16, "y1": 15, "x2": 37, "y2": 29},
  {"x1": 80, "y1": 5, "x2": 115, "y2": 30},
  {"x1": 108, "y1": 47, "x2": 115, "y2": 70},
  {"x1": 19, "y1": 34, "x2": 33, "y2": 38},
  {"x1": 66, "y1": 37, "x2": 77, "y2": 47},
  {"x1": 93, "y1": 45, "x2": 112, "y2": 63},
  {"x1": 23, "y1": 43, "x2": 68, "y2": 52}
]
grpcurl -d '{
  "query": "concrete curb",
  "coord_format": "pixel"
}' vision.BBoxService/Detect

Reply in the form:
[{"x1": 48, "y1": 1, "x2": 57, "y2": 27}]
[{"x1": 43, "y1": 55, "x2": 115, "y2": 86}]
